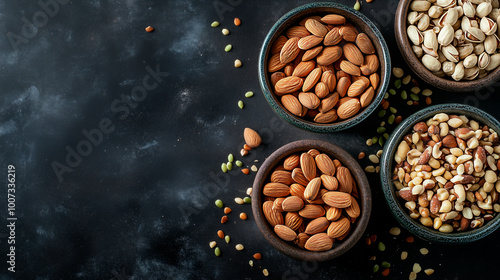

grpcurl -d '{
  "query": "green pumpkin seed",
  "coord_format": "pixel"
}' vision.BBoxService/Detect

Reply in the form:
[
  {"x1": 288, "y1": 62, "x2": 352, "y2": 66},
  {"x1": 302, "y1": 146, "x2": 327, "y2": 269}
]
[
  {"x1": 377, "y1": 127, "x2": 386, "y2": 134},
  {"x1": 388, "y1": 114, "x2": 395, "y2": 124},
  {"x1": 380, "y1": 121, "x2": 385, "y2": 127},
  {"x1": 227, "y1": 162, "x2": 233, "y2": 170},
  {"x1": 211, "y1": 21, "x2": 220, "y2": 27},
  {"x1": 378, "y1": 110, "x2": 386, "y2": 118},
  {"x1": 373, "y1": 264, "x2": 379, "y2": 273},
  {"x1": 383, "y1": 133, "x2": 389, "y2": 139},
  {"x1": 394, "y1": 79, "x2": 402, "y2": 89},
  {"x1": 382, "y1": 261, "x2": 391, "y2": 268},
  {"x1": 372, "y1": 136, "x2": 378, "y2": 144},
  {"x1": 354, "y1": 0, "x2": 361, "y2": 10},
  {"x1": 228, "y1": 154, "x2": 234, "y2": 162},
  {"x1": 238, "y1": 100, "x2": 244, "y2": 109},
  {"x1": 215, "y1": 199, "x2": 224, "y2": 208},
  {"x1": 389, "y1": 107, "x2": 397, "y2": 114},
  {"x1": 389, "y1": 89, "x2": 396, "y2": 95},
  {"x1": 384, "y1": 92, "x2": 389, "y2": 99},
  {"x1": 378, "y1": 137, "x2": 384, "y2": 146},
  {"x1": 378, "y1": 242, "x2": 386, "y2": 251},
  {"x1": 244, "y1": 196, "x2": 252, "y2": 203},
  {"x1": 215, "y1": 247, "x2": 221, "y2": 256},
  {"x1": 225, "y1": 44, "x2": 232, "y2": 52},
  {"x1": 221, "y1": 163, "x2": 228, "y2": 173},
  {"x1": 225, "y1": 235, "x2": 230, "y2": 243},
  {"x1": 235, "y1": 160, "x2": 243, "y2": 167},
  {"x1": 401, "y1": 90, "x2": 408, "y2": 100},
  {"x1": 410, "y1": 93, "x2": 419, "y2": 101},
  {"x1": 403, "y1": 75, "x2": 412, "y2": 85},
  {"x1": 422, "y1": 89, "x2": 433, "y2": 96},
  {"x1": 245, "y1": 91, "x2": 254, "y2": 98}
]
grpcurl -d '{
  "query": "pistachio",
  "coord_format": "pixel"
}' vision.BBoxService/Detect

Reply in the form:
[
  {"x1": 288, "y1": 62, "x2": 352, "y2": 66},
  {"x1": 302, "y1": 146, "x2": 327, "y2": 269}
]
[
  {"x1": 412, "y1": 45, "x2": 424, "y2": 58},
  {"x1": 464, "y1": 66, "x2": 480, "y2": 80},
  {"x1": 474, "y1": 42, "x2": 485, "y2": 55},
  {"x1": 461, "y1": 17, "x2": 473, "y2": 32},
  {"x1": 442, "y1": 44, "x2": 460, "y2": 62},
  {"x1": 484, "y1": 34, "x2": 500, "y2": 54},
  {"x1": 437, "y1": 0, "x2": 457, "y2": 9},
  {"x1": 476, "y1": 2, "x2": 493, "y2": 18},
  {"x1": 410, "y1": 1, "x2": 432, "y2": 12},
  {"x1": 408, "y1": 11, "x2": 424, "y2": 25},
  {"x1": 463, "y1": 1, "x2": 476, "y2": 18},
  {"x1": 464, "y1": 53, "x2": 478, "y2": 68},
  {"x1": 439, "y1": 9, "x2": 459, "y2": 26},
  {"x1": 455, "y1": 6, "x2": 464, "y2": 18},
  {"x1": 457, "y1": 43, "x2": 474, "y2": 59},
  {"x1": 429, "y1": 6, "x2": 444, "y2": 19},
  {"x1": 478, "y1": 52, "x2": 491, "y2": 69},
  {"x1": 418, "y1": 14, "x2": 431, "y2": 31},
  {"x1": 438, "y1": 24, "x2": 454, "y2": 46},
  {"x1": 422, "y1": 54, "x2": 442, "y2": 71},
  {"x1": 442, "y1": 61, "x2": 456, "y2": 75},
  {"x1": 485, "y1": 53, "x2": 500, "y2": 70},
  {"x1": 408, "y1": 25, "x2": 424, "y2": 45},
  {"x1": 452, "y1": 61, "x2": 465, "y2": 81},
  {"x1": 465, "y1": 27, "x2": 486, "y2": 43},
  {"x1": 480, "y1": 17, "x2": 498, "y2": 36},
  {"x1": 424, "y1": 30, "x2": 439, "y2": 51}
]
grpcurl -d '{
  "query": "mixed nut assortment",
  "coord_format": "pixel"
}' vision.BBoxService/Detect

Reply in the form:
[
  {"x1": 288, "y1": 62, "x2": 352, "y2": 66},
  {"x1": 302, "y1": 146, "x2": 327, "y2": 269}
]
[
  {"x1": 407, "y1": 0, "x2": 500, "y2": 81},
  {"x1": 393, "y1": 112, "x2": 500, "y2": 232},
  {"x1": 262, "y1": 149, "x2": 361, "y2": 251},
  {"x1": 268, "y1": 13, "x2": 381, "y2": 123}
]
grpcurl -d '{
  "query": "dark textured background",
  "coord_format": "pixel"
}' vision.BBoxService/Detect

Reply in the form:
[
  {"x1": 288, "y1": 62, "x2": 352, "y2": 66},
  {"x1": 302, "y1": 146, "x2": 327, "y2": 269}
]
[{"x1": 0, "y1": 0, "x2": 499, "y2": 279}]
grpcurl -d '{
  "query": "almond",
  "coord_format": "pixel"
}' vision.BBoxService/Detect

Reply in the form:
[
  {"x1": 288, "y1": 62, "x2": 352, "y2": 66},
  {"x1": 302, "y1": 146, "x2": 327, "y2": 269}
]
[
  {"x1": 290, "y1": 183, "x2": 306, "y2": 200},
  {"x1": 321, "y1": 174, "x2": 339, "y2": 191},
  {"x1": 321, "y1": 70, "x2": 337, "y2": 92},
  {"x1": 337, "y1": 97, "x2": 356, "y2": 107},
  {"x1": 369, "y1": 73, "x2": 380, "y2": 89},
  {"x1": 305, "y1": 19, "x2": 328, "y2": 37},
  {"x1": 321, "y1": 14, "x2": 346, "y2": 25},
  {"x1": 336, "y1": 70, "x2": 351, "y2": 80},
  {"x1": 304, "y1": 233, "x2": 333, "y2": 251},
  {"x1": 319, "y1": 93, "x2": 339, "y2": 113},
  {"x1": 347, "y1": 79, "x2": 369, "y2": 97},
  {"x1": 263, "y1": 182, "x2": 290, "y2": 197},
  {"x1": 399, "y1": 187, "x2": 418, "y2": 201},
  {"x1": 322, "y1": 191, "x2": 352, "y2": 208},
  {"x1": 274, "y1": 225, "x2": 297, "y2": 241},
  {"x1": 343, "y1": 43, "x2": 364, "y2": 66},
  {"x1": 280, "y1": 37, "x2": 301, "y2": 64},
  {"x1": 271, "y1": 35, "x2": 287, "y2": 54},
  {"x1": 263, "y1": 201, "x2": 284, "y2": 226},
  {"x1": 302, "y1": 46, "x2": 323, "y2": 61},
  {"x1": 299, "y1": 16, "x2": 323, "y2": 26},
  {"x1": 355, "y1": 33, "x2": 376, "y2": 54},
  {"x1": 285, "y1": 212, "x2": 303, "y2": 231},
  {"x1": 314, "y1": 109, "x2": 338, "y2": 123},
  {"x1": 327, "y1": 216, "x2": 350, "y2": 238},
  {"x1": 360, "y1": 54, "x2": 379, "y2": 76},
  {"x1": 295, "y1": 233, "x2": 310, "y2": 248},
  {"x1": 305, "y1": 217, "x2": 329, "y2": 235},
  {"x1": 304, "y1": 177, "x2": 322, "y2": 200},
  {"x1": 284, "y1": 64, "x2": 294, "y2": 77},
  {"x1": 324, "y1": 27, "x2": 342, "y2": 46},
  {"x1": 284, "y1": 154, "x2": 300, "y2": 170},
  {"x1": 282, "y1": 196, "x2": 305, "y2": 212},
  {"x1": 243, "y1": 127, "x2": 262, "y2": 149},
  {"x1": 275, "y1": 76, "x2": 303, "y2": 94},
  {"x1": 286, "y1": 26, "x2": 311, "y2": 38},
  {"x1": 292, "y1": 61, "x2": 316, "y2": 77},
  {"x1": 326, "y1": 206, "x2": 342, "y2": 221},
  {"x1": 339, "y1": 24, "x2": 358, "y2": 42},
  {"x1": 281, "y1": 94, "x2": 304, "y2": 116},
  {"x1": 292, "y1": 168, "x2": 310, "y2": 186},
  {"x1": 308, "y1": 149, "x2": 320, "y2": 158},
  {"x1": 345, "y1": 196, "x2": 360, "y2": 218},
  {"x1": 271, "y1": 72, "x2": 286, "y2": 87},
  {"x1": 299, "y1": 204, "x2": 325, "y2": 219},
  {"x1": 271, "y1": 170, "x2": 294, "y2": 185},
  {"x1": 316, "y1": 46, "x2": 343, "y2": 66},
  {"x1": 272, "y1": 197, "x2": 285, "y2": 212},
  {"x1": 315, "y1": 82, "x2": 329, "y2": 99},
  {"x1": 336, "y1": 76, "x2": 351, "y2": 97},
  {"x1": 359, "y1": 86, "x2": 375, "y2": 107},
  {"x1": 337, "y1": 98, "x2": 361, "y2": 119},
  {"x1": 300, "y1": 152, "x2": 317, "y2": 181},
  {"x1": 302, "y1": 67, "x2": 322, "y2": 92},
  {"x1": 268, "y1": 53, "x2": 287, "y2": 72},
  {"x1": 315, "y1": 154, "x2": 336, "y2": 176},
  {"x1": 298, "y1": 92, "x2": 321, "y2": 110},
  {"x1": 337, "y1": 166, "x2": 354, "y2": 193},
  {"x1": 307, "y1": 188, "x2": 327, "y2": 204},
  {"x1": 298, "y1": 35, "x2": 324, "y2": 50},
  {"x1": 340, "y1": 60, "x2": 361, "y2": 76}
]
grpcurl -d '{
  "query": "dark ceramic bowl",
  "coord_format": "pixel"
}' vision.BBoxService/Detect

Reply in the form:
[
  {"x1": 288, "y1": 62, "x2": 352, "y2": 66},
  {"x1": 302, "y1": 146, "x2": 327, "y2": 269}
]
[
  {"x1": 380, "y1": 104, "x2": 500, "y2": 243},
  {"x1": 258, "y1": 2, "x2": 391, "y2": 132},
  {"x1": 251, "y1": 140, "x2": 372, "y2": 261},
  {"x1": 395, "y1": 0, "x2": 500, "y2": 92}
]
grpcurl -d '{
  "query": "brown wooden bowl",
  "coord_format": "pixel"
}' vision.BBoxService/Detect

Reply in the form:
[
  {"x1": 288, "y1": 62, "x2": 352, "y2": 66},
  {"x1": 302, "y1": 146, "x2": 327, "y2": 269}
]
[
  {"x1": 251, "y1": 140, "x2": 372, "y2": 261},
  {"x1": 395, "y1": 0, "x2": 500, "y2": 92}
]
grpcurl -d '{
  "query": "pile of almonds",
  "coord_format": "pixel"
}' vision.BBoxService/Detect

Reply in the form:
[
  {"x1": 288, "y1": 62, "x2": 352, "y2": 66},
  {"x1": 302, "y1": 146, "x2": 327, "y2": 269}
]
[
  {"x1": 407, "y1": 0, "x2": 500, "y2": 81},
  {"x1": 393, "y1": 112, "x2": 500, "y2": 232},
  {"x1": 268, "y1": 14, "x2": 381, "y2": 124},
  {"x1": 262, "y1": 149, "x2": 361, "y2": 251}
]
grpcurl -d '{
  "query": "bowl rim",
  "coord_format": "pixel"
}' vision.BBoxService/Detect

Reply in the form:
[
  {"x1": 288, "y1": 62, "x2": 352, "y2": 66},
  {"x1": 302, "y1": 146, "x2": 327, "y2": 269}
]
[
  {"x1": 258, "y1": 2, "x2": 391, "y2": 133},
  {"x1": 380, "y1": 103, "x2": 500, "y2": 243},
  {"x1": 251, "y1": 139, "x2": 372, "y2": 261},
  {"x1": 394, "y1": 0, "x2": 500, "y2": 92}
]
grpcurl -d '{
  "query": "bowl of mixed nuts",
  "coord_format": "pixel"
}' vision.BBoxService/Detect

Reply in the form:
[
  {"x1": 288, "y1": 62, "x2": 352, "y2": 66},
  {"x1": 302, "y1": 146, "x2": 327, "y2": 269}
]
[
  {"x1": 381, "y1": 104, "x2": 500, "y2": 243},
  {"x1": 395, "y1": 0, "x2": 500, "y2": 92},
  {"x1": 251, "y1": 140, "x2": 371, "y2": 261},
  {"x1": 258, "y1": 2, "x2": 391, "y2": 132}
]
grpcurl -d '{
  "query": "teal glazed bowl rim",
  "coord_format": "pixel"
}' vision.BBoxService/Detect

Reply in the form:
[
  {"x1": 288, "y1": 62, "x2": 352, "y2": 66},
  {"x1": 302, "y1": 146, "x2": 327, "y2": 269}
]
[
  {"x1": 380, "y1": 104, "x2": 500, "y2": 243},
  {"x1": 258, "y1": 2, "x2": 391, "y2": 133}
]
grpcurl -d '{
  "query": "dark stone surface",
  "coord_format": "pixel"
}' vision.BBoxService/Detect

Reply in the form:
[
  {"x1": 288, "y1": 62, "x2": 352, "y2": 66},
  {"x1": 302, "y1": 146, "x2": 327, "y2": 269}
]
[{"x1": 0, "y1": 0, "x2": 499, "y2": 279}]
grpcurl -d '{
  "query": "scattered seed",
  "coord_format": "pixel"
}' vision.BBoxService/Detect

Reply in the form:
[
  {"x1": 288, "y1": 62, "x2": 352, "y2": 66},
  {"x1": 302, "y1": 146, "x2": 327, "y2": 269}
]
[
  {"x1": 253, "y1": 253, "x2": 262, "y2": 260},
  {"x1": 407, "y1": 100, "x2": 414, "y2": 106},
  {"x1": 389, "y1": 227, "x2": 401, "y2": 236},
  {"x1": 413, "y1": 101, "x2": 419, "y2": 106},
  {"x1": 392, "y1": 67, "x2": 404, "y2": 78},
  {"x1": 225, "y1": 44, "x2": 232, "y2": 52},
  {"x1": 369, "y1": 154, "x2": 380, "y2": 164},
  {"x1": 145, "y1": 26, "x2": 154, "y2": 32},
  {"x1": 420, "y1": 248, "x2": 429, "y2": 255},
  {"x1": 222, "y1": 28, "x2": 230, "y2": 35},
  {"x1": 388, "y1": 114, "x2": 395, "y2": 124},
  {"x1": 234, "y1": 17, "x2": 241, "y2": 26},
  {"x1": 234, "y1": 59, "x2": 242, "y2": 68},
  {"x1": 209, "y1": 241, "x2": 217, "y2": 248},
  {"x1": 401, "y1": 90, "x2": 408, "y2": 100},
  {"x1": 377, "y1": 127, "x2": 386, "y2": 134},
  {"x1": 376, "y1": 166, "x2": 381, "y2": 173},
  {"x1": 240, "y1": 212, "x2": 248, "y2": 220},
  {"x1": 251, "y1": 165, "x2": 258, "y2": 172},
  {"x1": 384, "y1": 92, "x2": 389, "y2": 99},
  {"x1": 221, "y1": 163, "x2": 228, "y2": 173},
  {"x1": 224, "y1": 207, "x2": 232, "y2": 214},
  {"x1": 383, "y1": 133, "x2": 389, "y2": 140},
  {"x1": 413, "y1": 263, "x2": 422, "y2": 273},
  {"x1": 215, "y1": 199, "x2": 224, "y2": 208},
  {"x1": 373, "y1": 264, "x2": 379, "y2": 273},
  {"x1": 354, "y1": 0, "x2": 361, "y2": 10},
  {"x1": 366, "y1": 139, "x2": 373, "y2": 146},
  {"x1": 378, "y1": 242, "x2": 386, "y2": 251},
  {"x1": 235, "y1": 244, "x2": 244, "y2": 251},
  {"x1": 409, "y1": 271, "x2": 417, "y2": 280},
  {"x1": 227, "y1": 162, "x2": 233, "y2": 170},
  {"x1": 221, "y1": 215, "x2": 228, "y2": 224},
  {"x1": 382, "y1": 268, "x2": 390, "y2": 276},
  {"x1": 401, "y1": 251, "x2": 408, "y2": 260},
  {"x1": 358, "y1": 152, "x2": 366, "y2": 159},
  {"x1": 382, "y1": 261, "x2": 391, "y2": 268},
  {"x1": 422, "y1": 89, "x2": 433, "y2": 96},
  {"x1": 425, "y1": 96, "x2": 432, "y2": 105},
  {"x1": 214, "y1": 247, "x2": 221, "y2": 257},
  {"x1": 211, "y1": 21, "x2": 220, "y2": 27},
  {"x1": 403, "y1": 75, "x2": 412, "y2": 85},
  {"x1": 235, "y1": 160, "x2": 243, "y2": 167},
  {"x1": 378, "y1": 137, "x2": 384, "y2": 146},
  {"x1": 370, "y1": 235, "x2": 377, "y2": 243},
  {"x1": 228, "y1": 154, "x2": 234, "y2": 162},
  {"x1": 378, "y1": 110, "x2": 386, "y2": 118},
  {"x1": 238, "y1": 100, "x2": 244, "y2": 109},
  {"x1": 249, "y1": 260, "x2": 254, "y2": 267},
  {"x1": 410, "y1": 87, "x2": 420, "y2": 94},
  {"x1": 424, "y1": 269, "x2": 434, "y2": 275},
  {"x1": 405, "y1": 236, "x2": 414, "y2": 243},
  {"x1": 246, "y1": 187, "x2": 253, "y2": 196},
  {"x1": 395, "y1": 116, "x2": 403, "y2": 124},
  {"x1": 365, "y1": 237, "x2": 371, "y2": 245},
  {"x1": 369, "y1": 256, "x2": 376, "y2": 261},
  {"x1": 365, "y1": 166, "x2": 376, "y2": 173},
  {"x1": 243, "y1": 144, "x2": 252, "y2": 151},
  {"x1": 242, "y1": 168, "x2": 250, "y2": 175},
  {"x1": 245, "y1": 91, "x2": 254, "y2": 98},
  {"x1": 244, "y1": 196, "x2": 252, "y2": 203},
  {"x1": 235, "y1": 197, "x2": 244, "y2": 204},
  {"x1": 389, "y1": 107, "x2": 397, "y2": 114},
  {"x1": 376, "y1": 150, "x2": 383, "y2": 157},
  {"x1": 262, "y1": 269, "x2": 269, "y2": 277},
  {"x1": 372, "y1": 136, "x2": 378, "y2": 144},
  {"x1": 410, "y1": 93, "x2": 419, "y2": 101},
  {"x1": 382, "y1": 100, "x2": 389, "y2": 109},
  {"x1": 225, "y1": 235, "x2": 230, "y2": 243},
  {"x1": 394, "y1": 79, "x2": 402, "y2": 89},
  {"x1": 380, "y1": 121, "x2": 385, "y2": 127},
  {"x1": 217, "y1": 230, "x2": 224, "y2": 239},
  {"x1": 389, "y1": 89, "x2": 396, "y2": 95},
  {"x1": 240, "y1": 149, "x2": 248, "y2": 156}
]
